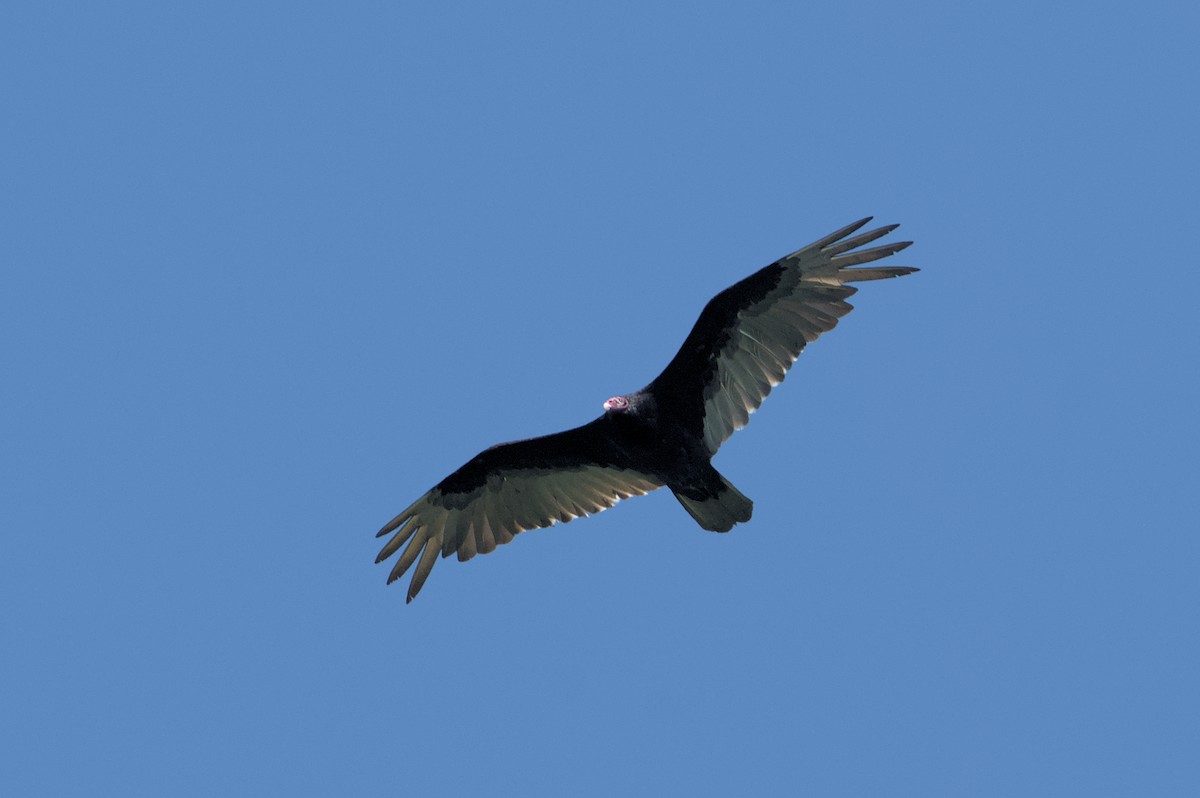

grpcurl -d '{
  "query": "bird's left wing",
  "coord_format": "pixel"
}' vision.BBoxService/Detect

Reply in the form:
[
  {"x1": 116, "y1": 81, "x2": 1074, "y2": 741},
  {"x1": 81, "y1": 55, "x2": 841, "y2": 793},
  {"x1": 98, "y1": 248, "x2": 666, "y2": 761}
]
[
  {"x1": 647, "y1": 217, "x2": 916, "y2": 454},
  {"x1": 376, "y1": 418, "x2": 662, "y2": 602}
]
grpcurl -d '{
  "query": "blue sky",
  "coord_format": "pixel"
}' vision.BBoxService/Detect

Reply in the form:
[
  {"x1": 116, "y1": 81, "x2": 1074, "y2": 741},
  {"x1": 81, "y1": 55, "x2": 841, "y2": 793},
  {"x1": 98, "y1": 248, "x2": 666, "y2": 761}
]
[{"x1": 3, "y1": 2, "x2": 1198, "y2": 795}]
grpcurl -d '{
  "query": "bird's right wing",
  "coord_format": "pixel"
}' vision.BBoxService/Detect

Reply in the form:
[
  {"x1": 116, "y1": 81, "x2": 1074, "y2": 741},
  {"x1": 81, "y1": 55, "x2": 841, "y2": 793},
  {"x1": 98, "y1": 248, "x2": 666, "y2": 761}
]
[
  {"x1": 647, "y1": 218, "x2": 916, "y2": 454},
  {"x1": 376, "y1": 418, "x2": 662, "y2": 602}
]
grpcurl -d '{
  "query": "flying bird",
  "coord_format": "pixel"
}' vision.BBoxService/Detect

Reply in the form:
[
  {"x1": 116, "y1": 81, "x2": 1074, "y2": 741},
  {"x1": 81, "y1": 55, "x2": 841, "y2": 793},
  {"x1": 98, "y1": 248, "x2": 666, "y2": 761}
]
[{"x1": 377, "y1": 217, "x2": 917, "y2": 602}]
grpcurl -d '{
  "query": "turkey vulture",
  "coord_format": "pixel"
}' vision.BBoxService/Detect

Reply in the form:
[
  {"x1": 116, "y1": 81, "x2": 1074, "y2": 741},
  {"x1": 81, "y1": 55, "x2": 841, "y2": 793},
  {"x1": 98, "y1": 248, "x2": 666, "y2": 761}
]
[{"x1": 377, "y1": 217, "x2": 916, "y2": 602}]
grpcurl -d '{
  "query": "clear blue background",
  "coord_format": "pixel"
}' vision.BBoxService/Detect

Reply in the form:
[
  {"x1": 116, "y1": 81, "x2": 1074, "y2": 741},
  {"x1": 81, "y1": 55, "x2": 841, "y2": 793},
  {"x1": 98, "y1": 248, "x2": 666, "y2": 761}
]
[{"x1": 4, "y1": 2, "x2": 1197, "y2": 795}]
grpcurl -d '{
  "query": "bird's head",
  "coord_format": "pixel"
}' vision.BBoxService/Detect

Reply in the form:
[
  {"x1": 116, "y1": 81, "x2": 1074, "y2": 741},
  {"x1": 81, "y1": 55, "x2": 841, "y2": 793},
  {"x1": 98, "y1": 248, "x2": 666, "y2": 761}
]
[{"x1": 603, "y1": 395, "x2": 630, "y2": 413}]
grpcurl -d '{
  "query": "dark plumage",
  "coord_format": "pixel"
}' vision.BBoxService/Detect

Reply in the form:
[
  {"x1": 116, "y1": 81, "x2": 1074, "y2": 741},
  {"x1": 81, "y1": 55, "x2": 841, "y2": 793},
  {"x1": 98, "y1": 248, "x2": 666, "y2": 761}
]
[{"x1": 377, "y1": 217, "x2": 917, "y2": 601}]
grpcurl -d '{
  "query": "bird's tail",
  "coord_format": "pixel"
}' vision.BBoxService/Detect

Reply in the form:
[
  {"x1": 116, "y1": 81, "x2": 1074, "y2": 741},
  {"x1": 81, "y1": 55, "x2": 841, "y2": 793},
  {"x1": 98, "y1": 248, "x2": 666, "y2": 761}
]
[{"x1": 672, "y1": 474, "x2": 753, "y2": 533}]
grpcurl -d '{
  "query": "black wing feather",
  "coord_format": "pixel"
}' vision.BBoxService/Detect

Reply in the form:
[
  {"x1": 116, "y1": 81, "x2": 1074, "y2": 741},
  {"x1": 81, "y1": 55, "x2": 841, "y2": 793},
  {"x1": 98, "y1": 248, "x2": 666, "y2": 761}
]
[
  {"x1": 646, "y1": 217, "x2": 915, "y2": 453},
  {"x1": 376, "y1": 418, "x2": 662, "y2": 602}
]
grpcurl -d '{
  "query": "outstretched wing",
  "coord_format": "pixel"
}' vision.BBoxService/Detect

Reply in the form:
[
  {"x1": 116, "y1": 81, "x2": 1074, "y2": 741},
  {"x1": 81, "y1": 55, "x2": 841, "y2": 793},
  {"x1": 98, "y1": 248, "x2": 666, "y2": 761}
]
[
  {"x1": 647, "y1": 217, "x2": 917, "y2": 454},
  {"x1": 376, "y1": 418, "x2": 662, "y2": 602}
]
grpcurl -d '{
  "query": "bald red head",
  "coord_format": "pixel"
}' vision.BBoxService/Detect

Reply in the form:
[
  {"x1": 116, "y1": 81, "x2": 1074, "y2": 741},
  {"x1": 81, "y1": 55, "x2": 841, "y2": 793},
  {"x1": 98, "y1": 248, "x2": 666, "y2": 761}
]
[{"x1": 603, "y1": 395, "x2": 629, "y2": 412}]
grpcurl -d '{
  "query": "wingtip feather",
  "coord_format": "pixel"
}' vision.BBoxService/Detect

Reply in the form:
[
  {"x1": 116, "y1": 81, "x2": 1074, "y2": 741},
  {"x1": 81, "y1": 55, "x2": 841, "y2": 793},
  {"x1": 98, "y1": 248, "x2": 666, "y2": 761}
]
[
  {"x1": 807, "y1": 216, "x2": 874, "y2": 250},
  {"x1": 376, "y1": 501, "x2": 421, "y2": 538},
  {"x1": 376, "y1": 518, "x2": 402, "y2": 538},
  {"x1": 406, "y1": 536, "x2": 442, "y2": 601},
  {"x1": 830, "y1": 240, "x2": 913, "y2": 268},
  {"x1": 838, "y1": 265, "x2": 919, "y2": 282},
  {"x1": 823, "y1": 224, "x2": 902, "y2": 257}
]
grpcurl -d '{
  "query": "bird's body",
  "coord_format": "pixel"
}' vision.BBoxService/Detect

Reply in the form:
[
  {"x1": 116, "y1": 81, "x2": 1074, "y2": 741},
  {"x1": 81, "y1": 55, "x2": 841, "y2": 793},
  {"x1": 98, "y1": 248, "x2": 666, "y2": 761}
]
[{"x1": 377, "y1": 217, "x2": 917, "y2": 601}]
